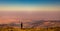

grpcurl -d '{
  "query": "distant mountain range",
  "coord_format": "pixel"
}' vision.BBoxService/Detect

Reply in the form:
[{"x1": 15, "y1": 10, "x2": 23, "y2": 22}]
[{"x1": 0, "y1": 20, "x2": 60, "y2": 28}]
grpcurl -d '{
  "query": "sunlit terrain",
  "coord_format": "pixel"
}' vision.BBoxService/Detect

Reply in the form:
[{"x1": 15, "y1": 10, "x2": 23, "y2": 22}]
[
  {"x1": 0, "y1": 26, "x2": 60, "y2": 31},
  {"x1": 0, "y1": 20, "x2": 60, "y2": 31},
  {"x1": 0, "y1": 11, "x2": 60, "y2": 31}
]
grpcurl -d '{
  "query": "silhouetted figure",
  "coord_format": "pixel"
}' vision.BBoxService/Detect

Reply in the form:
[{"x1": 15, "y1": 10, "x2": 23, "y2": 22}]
[{"x1": 21, "y1": 22, "x2": 23, "y2": 29}]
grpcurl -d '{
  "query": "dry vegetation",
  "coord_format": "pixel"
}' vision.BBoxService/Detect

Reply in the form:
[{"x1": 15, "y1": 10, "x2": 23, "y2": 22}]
[{"x1": 0, "y1": 26, "x2": 60, "y2": 31}]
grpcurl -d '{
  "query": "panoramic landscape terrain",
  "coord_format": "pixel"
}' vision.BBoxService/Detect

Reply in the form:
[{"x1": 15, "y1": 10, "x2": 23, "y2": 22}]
[
  {"x1": 0, "y1": 11, "x2": 60, "y2": 31},
  {"x1": 0, "y1": 0, "x2": 60, "y2": 31}
]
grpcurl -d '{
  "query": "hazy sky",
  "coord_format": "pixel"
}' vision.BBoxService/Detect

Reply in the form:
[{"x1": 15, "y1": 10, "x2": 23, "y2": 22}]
[
  {"x1": 0, "y1": 0, "x2": 60, "y2": 11},
  {"x1": 0, "y1": 0, "x2": 60, "y2": 24}
]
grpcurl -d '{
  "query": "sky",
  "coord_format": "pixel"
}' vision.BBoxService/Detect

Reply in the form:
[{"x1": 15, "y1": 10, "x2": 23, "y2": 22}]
[
  {"x1": 0, "y1": 0, "x2": 60, "y2": 25},
  {"x1": 0, "y1": 0, "x2": 60, "y2": 11}
]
